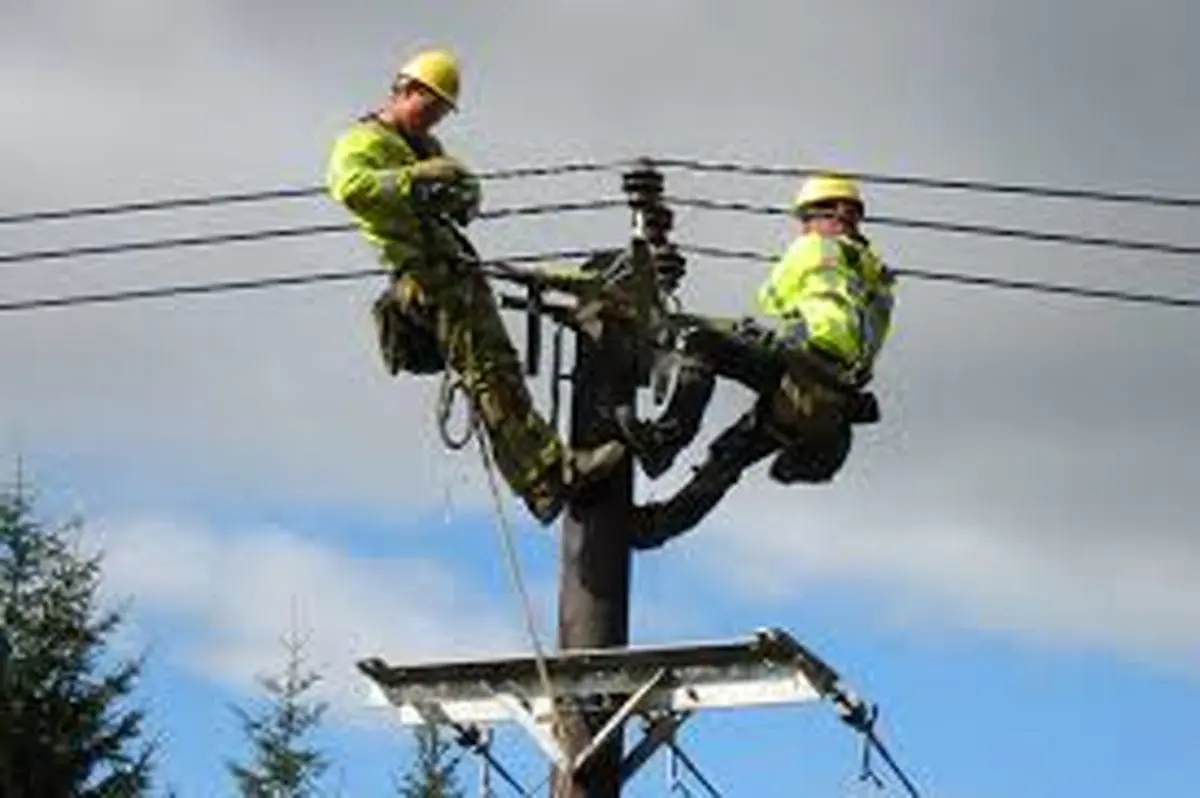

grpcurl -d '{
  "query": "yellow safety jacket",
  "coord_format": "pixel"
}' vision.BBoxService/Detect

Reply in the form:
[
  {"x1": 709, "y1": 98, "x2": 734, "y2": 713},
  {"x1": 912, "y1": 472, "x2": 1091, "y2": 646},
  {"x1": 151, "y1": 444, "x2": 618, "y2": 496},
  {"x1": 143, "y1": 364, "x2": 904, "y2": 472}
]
[
  {"x1": 325, "y1": 115, "x2": 462, "y2": 268},
  {"x1": 756, "y1": 231, "x2": 896, "y2": 382}
]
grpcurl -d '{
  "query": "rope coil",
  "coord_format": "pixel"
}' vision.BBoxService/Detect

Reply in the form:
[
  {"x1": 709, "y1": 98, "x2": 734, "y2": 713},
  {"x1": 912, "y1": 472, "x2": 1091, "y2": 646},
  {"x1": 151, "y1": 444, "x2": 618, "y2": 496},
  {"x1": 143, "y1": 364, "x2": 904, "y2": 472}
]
[{"x1": 436, "y1": 372, "x2": 475, "y2": 451}]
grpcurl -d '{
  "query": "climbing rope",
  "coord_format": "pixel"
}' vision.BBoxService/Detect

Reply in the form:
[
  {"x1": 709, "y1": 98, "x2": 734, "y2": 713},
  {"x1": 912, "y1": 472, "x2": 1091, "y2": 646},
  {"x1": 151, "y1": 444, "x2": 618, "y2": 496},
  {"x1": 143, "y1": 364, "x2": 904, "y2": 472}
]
[
  {"x1": 435, "y1": 353, "x2": 574, "y2": 794},
  {"x1": 429, "y1": 233, "x2": 565, "y2": 750},
  {"x1": 471, "y1": 411, "x2": 574, "y2": 796}
]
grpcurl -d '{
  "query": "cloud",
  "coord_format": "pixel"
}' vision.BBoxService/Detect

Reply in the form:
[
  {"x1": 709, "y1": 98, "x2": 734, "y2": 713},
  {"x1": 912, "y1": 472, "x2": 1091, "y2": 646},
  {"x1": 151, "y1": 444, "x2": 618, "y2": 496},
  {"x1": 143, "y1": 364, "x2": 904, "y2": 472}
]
[
  {"x1": 1, "y1": 0, "x2": 1199, "y2": 676},
  {"x1": 679, "y1": 448, "x2": 1200, "y2": 673},
  {"x1": 86, "y1": 514, "x2": 527, "y2": 720}
]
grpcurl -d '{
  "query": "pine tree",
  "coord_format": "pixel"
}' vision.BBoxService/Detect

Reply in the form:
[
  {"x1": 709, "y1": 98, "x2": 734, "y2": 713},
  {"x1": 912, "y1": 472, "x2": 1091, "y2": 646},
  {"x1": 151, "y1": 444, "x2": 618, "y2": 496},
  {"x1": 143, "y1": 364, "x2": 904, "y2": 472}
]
[
  {"x1": 394, "y1": 723, "x2": 466, "y2": 798},
  {"x1": 227, "y1": 620, "x2": 331, "y2": 798},
  {"x1": 0, "y1": 475, "x2": 156, "y2": 797}
]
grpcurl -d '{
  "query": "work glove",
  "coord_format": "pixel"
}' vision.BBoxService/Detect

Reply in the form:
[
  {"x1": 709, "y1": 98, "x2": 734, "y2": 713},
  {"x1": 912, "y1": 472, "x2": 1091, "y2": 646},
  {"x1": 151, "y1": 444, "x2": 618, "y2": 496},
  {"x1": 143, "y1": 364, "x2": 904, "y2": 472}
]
[
  {"x1": 411, "y1": 156, "x2": 481, "y2": 223},
  {"x1": 448, "y1": 172, "x2": 482, "y2": 226},
  {"x1": 409, "y1": 155, "x2": 468, "y2": 186}
]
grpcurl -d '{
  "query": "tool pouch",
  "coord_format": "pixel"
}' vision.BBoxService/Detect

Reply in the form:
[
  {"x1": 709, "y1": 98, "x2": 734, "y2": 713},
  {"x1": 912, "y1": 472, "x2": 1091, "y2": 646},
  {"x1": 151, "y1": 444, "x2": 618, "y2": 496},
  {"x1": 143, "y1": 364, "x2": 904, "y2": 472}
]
[{"x1": 370, "y1": 275, "x2": 445, "y2": 376}]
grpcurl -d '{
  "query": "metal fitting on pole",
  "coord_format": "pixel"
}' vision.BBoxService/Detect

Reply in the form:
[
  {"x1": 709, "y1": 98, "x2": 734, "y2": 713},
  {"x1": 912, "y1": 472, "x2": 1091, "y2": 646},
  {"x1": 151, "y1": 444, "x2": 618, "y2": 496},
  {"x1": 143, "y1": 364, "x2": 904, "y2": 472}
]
[{"x1": 621, "y1": 158, "x2": 687, "y2": 296}]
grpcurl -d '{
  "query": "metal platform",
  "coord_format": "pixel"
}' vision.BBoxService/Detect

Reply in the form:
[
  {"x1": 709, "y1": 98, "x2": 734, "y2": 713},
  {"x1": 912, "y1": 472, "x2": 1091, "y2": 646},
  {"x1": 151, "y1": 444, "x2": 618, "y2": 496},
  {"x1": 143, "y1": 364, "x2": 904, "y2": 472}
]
[{"x1": 357, "y1": 626, "x2": 874, "y2": 790}]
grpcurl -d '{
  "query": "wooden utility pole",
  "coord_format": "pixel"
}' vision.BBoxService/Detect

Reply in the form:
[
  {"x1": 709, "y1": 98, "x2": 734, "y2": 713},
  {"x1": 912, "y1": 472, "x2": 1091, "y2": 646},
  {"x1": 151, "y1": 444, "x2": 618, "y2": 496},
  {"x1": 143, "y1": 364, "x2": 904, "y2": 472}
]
[
  {"x1": 355, "y1": 159, "x2": 919, "y2": 798},
  {"x1": 552, "y1": 315, "x2": 636, "y2": 798},
  {"x1": 552, "y1": 160, "x2": 678, "y2": 797}
]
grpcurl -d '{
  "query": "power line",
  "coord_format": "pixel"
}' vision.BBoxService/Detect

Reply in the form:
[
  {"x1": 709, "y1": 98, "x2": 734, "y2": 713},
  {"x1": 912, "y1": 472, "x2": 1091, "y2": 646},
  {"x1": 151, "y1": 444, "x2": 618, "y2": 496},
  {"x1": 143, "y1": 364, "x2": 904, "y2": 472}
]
[
  {"x1": 2, "y1": 244, "x2": 1198, "y2": 315},
  {"x1": 653, "y1": 157, "x2": 1200, "y2": 209},
  {"x1": 0, "y1": 223, "x2": 353, "y2": 266},
  {"x1": 668, "y1": 197, "x2": 1200, "y2": 256},
  {"x1": 676, "y1": 244, "x2": 1200, "y2": 310},
  {"x1": 0, "y1": 161, "x2": 623, "y2": 227},
  {"x1": 0, "y1": 267, "x2": 380, "y2": 311},
  {"x1": 2, "y1": 196, "x2": 1197, "y2": 270},
  {"x1": 0, "y1": 250, "x2": 601, "y2": 313},
  {"x1": 0, "y1": 186, "x2": 322, "y2": 226},
  {"x1": 4, "y1": 156, "x2": 1198, "y2": 229},
  {"x1": 0, "y1": 199, "x2": 624, "y2": 267}
]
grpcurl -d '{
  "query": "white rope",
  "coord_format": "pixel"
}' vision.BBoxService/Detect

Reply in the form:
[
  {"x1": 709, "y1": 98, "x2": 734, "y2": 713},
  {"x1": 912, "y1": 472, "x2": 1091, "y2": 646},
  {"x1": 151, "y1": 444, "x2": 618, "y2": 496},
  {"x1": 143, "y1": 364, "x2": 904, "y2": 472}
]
[
  {"x1": 437, "y1": 365, "x2": 574, "y2": 796},
  {"x1": 470, "y1": 413, "x2": 577, "y2": 797}
]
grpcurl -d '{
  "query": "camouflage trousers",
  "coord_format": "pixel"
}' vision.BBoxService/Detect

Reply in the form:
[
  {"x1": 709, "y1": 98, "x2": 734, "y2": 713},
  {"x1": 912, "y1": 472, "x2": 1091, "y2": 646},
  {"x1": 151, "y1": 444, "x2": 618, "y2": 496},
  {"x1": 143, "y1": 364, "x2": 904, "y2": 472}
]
[
  {"x1": 648, "y1": 317, "x2": 858, "y2": 469},
  {"x1": 626, "y1": 318, "x2": 868, "y2": 550},
  {"x1": 374, "y1": 252, "x2": 567, "y2": 520}
]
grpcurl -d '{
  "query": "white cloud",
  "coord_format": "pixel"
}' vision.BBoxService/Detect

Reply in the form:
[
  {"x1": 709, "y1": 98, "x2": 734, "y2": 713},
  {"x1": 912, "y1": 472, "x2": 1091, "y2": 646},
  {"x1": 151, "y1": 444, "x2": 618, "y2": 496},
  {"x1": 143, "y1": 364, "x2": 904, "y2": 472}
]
[
  {"x1": 687, "y1": 478, "x2": 1200, "y2": 673},
  {"x1": 2, "y1": 0, "x2": 1200, "y2": 680},
  {"x1": 85, "y1": 514, "x2": 529, "y2": 721}
]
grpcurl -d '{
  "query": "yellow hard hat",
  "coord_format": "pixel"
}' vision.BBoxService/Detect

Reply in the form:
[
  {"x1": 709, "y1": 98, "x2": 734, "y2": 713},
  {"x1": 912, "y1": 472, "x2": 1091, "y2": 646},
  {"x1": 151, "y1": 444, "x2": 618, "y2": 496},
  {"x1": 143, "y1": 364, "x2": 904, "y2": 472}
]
[
  {"x1": 792, "y1": 173, "x2": 864, "y2": 214},
  {"x1": 397, "y1": 49, "x2": 461, "y2": 109}
]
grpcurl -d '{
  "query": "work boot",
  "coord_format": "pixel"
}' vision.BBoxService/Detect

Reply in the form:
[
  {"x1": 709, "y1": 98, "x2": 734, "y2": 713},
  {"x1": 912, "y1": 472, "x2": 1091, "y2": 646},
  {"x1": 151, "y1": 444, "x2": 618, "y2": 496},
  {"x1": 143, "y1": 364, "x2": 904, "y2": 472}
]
[
  {"x1": 526, "y1": 440, "x2": 628, "y2": 526},
  {"x1": 767, "y1": 425, "x2": 851, "y2": 485},
  {"x1": 563, "y1": 440, "x2": 627, "y2": 489},
  {"x1": 629, "y1": 459, "x2": 741, "y2": 550},
  {"x1": 612, "y1": 406, "x2": 683, "y2": 479},
  {"x1": 611, "y1": 360, "x2": 714, "y2": 480}
]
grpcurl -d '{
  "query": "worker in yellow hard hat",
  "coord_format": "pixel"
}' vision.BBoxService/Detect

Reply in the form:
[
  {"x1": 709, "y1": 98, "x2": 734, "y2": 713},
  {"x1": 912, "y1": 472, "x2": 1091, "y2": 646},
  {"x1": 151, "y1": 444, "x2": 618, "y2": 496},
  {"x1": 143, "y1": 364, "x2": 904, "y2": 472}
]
[
  {"x1": 620, "y1": 172, "x2": 898, "y2": 548},
  {"x1": 325, "y1": 48, "x2": 626, "y2": 526}
]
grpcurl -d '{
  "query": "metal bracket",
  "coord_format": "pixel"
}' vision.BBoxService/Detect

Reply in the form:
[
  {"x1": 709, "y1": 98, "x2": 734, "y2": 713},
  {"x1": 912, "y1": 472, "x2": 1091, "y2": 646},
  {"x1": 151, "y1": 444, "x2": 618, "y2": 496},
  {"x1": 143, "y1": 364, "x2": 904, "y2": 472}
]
[
  {"x1": 571, "y1": 666, "x2": 668, "y2": 774},
  {"x1": 665, "y1": 734, "x2": 724, "y2": 798},
  {"x1": 549, "y1": 321, "x2": 568, "y2": 433},
  {"x1": 490, "y1": 689, "x2": 568, "y2": 771},
  {"x1": 405, "y1": 696, "x2": 530, "y2": 796},
  {"x1": 357, "y1": 627, "x2": 849, "y2": 791},
  {"x1": 524, "y1": 284, "x2": 543, "y2": 377},
  {"x1": 404, "y1": 667, "x2": 679, "y2": 782},
  {"x1": 620, "y1": 709, "x2": 692, "y2": 783}
]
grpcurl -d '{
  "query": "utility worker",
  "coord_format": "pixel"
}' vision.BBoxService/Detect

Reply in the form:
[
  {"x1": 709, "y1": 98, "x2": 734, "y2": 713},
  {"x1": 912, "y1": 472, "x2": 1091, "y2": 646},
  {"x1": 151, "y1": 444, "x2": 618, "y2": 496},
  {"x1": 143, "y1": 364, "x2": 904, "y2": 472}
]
[
  {"x1": 621, "y1": 173, "x2": 897, "y2": 548},
  {"x1": 325, "y1": 48, "x2": 626, "y2": 525}
]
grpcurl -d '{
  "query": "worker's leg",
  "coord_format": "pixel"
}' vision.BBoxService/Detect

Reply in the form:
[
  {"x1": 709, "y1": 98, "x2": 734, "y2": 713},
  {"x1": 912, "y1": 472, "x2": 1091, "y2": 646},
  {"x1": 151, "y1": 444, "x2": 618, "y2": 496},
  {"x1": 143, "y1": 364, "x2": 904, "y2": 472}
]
[
  {"x1": 616, "y1": 318, "x2": 784, "y2": 479},
  {"x1": 614, "y1": 351, "x2": 715, "y2": 478},
  {"x1": 411, "y1": 257, "x2": 624, "y2": 524},
  {"x1": 761, "y1": 356, "x2": 856, "y2": 485},
  {"x1": 628, "y1": 401, "x2": 778, "y2": 550},
  {"x1": 767, "y1": 421, "x2": 853, "y2": 484},
  {"x1": 628, "y1": 356, "x2": 856, "y2": 549}
]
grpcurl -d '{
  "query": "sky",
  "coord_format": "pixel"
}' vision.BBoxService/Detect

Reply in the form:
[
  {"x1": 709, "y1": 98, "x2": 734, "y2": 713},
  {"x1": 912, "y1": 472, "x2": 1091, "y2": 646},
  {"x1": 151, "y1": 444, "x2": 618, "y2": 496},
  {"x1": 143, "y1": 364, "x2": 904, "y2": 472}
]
[{"x1": 1, "y1": 0, "x2": 1199, "y2": 795}]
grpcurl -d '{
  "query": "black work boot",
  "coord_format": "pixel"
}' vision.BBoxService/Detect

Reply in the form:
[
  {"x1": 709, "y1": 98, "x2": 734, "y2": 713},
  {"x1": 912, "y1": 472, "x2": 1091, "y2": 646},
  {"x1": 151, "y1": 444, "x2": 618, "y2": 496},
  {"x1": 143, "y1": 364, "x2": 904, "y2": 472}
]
[
  {"x1": 630, "y1": 412, "x2": 777, "y2": 550},
  {"x1": 767, "y1": 424, "x2": 852, "y2": 485},
  {"x1": 526, "y1": 440, "x2": 628, "y2": 526},
  {"x1": 613, "y1": 360, "x2": 715, "y2": 479},
  {"x1": 629, "y1": 461, "x2": 740, "y2": 550},
  {"x1": 612, "y1": 407, "x2": 685, "y2": 479},
  {"x1": 563, "y1": 440, "x2": 627, "y2": 489}
]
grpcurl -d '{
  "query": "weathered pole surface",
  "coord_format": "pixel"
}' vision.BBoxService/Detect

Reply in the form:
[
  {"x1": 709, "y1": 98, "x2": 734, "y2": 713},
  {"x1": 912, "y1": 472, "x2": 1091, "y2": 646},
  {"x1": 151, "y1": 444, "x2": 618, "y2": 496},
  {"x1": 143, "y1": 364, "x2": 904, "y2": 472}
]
[
  {"x1": 552, "y1": 310, "x2": 637, "y2": 798},
  {"x1": 552, "y1": 159, "x2": 678, "y2": 797},
  {"x1": 551, "y1": 160, "x2": 669, "y2": 797}
]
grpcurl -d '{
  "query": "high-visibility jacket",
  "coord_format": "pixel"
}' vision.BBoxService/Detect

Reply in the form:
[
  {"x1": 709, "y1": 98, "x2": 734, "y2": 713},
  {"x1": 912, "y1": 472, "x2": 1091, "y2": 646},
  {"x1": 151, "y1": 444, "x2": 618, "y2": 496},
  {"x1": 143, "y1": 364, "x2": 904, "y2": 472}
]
[
  {"x1": 325, "y1": 115, "x2": 461, "y2": 267},
  {"x1": 756, "y1": 231, "x2": 896, "y2": 381}
]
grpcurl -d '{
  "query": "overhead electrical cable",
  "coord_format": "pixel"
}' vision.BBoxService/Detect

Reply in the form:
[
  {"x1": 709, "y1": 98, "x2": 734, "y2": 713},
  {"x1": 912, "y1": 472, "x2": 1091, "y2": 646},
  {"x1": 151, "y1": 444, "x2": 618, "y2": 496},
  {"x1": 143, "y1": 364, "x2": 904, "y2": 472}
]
[
  {"x1": 677, "y1": 243, "x2": 1200, "y2": 309},
  {"x1": 3, "y1": 156, "x2": 1198, "y2": 228},
  {"x1": 2, "y1": 246, "x2": 1198, "y2": 315},
  {"x1": 668, "y1": 197, "x2": 1200, "y2": 256}
]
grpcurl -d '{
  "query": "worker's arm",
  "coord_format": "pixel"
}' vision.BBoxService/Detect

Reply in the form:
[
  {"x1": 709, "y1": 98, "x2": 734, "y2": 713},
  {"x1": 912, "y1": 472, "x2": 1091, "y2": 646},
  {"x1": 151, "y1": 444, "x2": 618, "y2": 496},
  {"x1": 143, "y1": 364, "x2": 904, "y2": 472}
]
[
  {"x1": 757, "y1": 234, "x2": 867, "y2": 365},
  {"x1": 860, "y1": 258, "x2": 898, "y2": 363},
  {"x1": 755, "y1": 234, "x2": 837, "y2": 315},
  {"x1": 325, "y1": 126, "x2": 464, "y2": 224}
]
